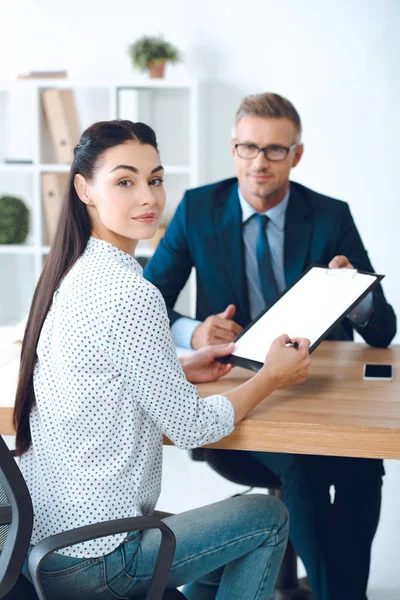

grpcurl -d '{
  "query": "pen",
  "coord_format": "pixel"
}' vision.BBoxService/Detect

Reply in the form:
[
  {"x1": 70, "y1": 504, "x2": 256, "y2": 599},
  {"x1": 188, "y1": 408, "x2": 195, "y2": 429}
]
[{"x1": 285, "y1": 341, "x2": 299, "y2": 349}]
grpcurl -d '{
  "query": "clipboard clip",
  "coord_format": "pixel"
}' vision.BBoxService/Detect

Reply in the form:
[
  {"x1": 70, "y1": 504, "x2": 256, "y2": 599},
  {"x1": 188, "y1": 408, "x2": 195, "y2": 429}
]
[{"x1": 324, "y1": 268, "x2": 357, "y2": 280}]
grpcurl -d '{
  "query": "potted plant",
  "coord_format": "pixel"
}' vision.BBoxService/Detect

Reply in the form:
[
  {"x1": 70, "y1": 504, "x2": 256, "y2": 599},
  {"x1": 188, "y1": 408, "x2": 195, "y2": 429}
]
[
  {"x1": 128, "y1": 35, "x2": 180, "y2": 78},
  {"x1": 0, "y1": 195, "x2": 30, "y2": 244}
]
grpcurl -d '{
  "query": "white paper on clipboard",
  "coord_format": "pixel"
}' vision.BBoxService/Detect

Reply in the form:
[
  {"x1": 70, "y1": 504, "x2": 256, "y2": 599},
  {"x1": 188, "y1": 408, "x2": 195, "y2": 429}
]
[{"x1": 232, "y1": 265, "x2": 381, "y2": 366}]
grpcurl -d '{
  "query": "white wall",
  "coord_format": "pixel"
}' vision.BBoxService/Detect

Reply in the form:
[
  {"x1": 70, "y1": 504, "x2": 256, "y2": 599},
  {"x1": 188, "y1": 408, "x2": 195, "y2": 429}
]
[
  {"x1": 2, "y1": 0, "x2": 399, "y2": 330},
  {"x1": 2, "y1": 0, "x2": 400, "y2": 595}
]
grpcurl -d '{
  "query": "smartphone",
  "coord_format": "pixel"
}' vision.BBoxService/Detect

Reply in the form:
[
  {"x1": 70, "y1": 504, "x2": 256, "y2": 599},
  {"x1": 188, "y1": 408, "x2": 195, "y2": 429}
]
[{"x1": 363, "y1": 364, "x2": 394, "y2": 381}]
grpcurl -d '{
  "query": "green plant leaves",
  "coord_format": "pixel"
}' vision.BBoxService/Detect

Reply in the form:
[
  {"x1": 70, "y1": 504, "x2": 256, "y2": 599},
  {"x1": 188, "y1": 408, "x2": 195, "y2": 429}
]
[
  {"x1": 128, "y1": 36, "x2": 180, "y2": 71},
  {"x1": 0, "y1": 195, "x2": 30, "y2": 244}
]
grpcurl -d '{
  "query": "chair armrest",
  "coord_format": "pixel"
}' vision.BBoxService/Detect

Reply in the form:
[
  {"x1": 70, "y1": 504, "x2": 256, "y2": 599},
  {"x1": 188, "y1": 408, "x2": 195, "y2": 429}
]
[{"x1": 28, "y1": 515, "x2": 176, "y2": 600}]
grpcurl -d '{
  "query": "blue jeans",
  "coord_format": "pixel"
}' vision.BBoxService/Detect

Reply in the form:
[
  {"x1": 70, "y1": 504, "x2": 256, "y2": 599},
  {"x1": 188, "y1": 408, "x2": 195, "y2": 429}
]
[{"x1": 22, "y1": 494, "x2": 289, "y2": 599}]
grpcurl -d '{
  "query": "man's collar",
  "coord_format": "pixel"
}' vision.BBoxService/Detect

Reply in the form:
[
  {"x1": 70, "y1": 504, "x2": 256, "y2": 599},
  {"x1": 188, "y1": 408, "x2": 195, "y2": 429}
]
[{"x1": 238, "y1": 185, "x2": 290, "y2": 231}]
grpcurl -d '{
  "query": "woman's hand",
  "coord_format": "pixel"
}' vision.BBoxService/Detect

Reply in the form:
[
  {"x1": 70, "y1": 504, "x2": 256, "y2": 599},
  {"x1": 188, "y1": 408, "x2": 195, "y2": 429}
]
[
  {"x1": 261, "y1": 334, "x2": 311, "y2": 389},
  {"x1": 218, "y1": 334, "x2": 311, "y2": 425},
  {"x1": 180, "y1": 343, "x2": 235, "y2": 383}
]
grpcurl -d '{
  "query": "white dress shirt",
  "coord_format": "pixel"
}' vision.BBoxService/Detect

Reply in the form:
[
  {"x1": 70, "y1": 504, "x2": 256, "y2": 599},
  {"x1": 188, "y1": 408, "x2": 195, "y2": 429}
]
[{"x1": 20, "y1": 238, "x2": 234, "y2": 558}]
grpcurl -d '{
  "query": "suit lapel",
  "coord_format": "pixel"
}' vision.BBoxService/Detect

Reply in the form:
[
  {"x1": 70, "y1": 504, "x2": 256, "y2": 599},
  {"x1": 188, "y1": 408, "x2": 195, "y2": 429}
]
[
  {"x1": 214, "y1": 183, "x2": 250, "y2": 325},
  {"x1": 284, "y1": 184, "x2": 313, "y2": 286}
]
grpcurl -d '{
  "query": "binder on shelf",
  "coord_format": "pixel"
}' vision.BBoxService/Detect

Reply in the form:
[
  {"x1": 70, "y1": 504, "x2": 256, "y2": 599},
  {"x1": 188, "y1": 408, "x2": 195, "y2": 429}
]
[
  {"x1": 41, "y1": 89, "x2": 81, "y2": 163},
  {"x1": 41, "y1": 173, "x2": 69, "y2": 244}
]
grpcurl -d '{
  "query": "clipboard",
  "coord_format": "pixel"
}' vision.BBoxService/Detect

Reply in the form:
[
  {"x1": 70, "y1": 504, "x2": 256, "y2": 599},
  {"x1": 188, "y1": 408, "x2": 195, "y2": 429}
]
[{"x1": 221, "y1": 264, "x2": 383, "y2": 372}]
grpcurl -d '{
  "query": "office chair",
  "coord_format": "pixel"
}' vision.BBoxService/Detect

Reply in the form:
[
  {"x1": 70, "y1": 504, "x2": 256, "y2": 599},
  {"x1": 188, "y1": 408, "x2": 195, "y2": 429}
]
[
  {"x1": 191, "y1": 448, "x2": 314, "y2": 600},
  {"x1": 0, "y1": 436, "x2": 185, "y2": 600}
]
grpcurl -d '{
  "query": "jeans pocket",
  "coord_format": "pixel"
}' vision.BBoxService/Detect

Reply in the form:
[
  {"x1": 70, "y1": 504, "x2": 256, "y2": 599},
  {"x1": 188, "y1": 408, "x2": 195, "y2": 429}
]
[
  {"x1": 38, "y1": 556, "x2": 105, "y2": 600},
  {"x1": 104, "y1": 541, "x2": 140, "y2": 599},
  {"x1": 121, "y1": 533, "x2": 140, "y2": 576}
]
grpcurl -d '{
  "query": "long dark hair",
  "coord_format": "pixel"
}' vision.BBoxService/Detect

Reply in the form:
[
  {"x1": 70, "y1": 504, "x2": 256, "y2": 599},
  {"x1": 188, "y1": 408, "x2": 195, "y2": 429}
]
[{"x1": 14, "y1": 120, "x2": 158, "y2": 455}]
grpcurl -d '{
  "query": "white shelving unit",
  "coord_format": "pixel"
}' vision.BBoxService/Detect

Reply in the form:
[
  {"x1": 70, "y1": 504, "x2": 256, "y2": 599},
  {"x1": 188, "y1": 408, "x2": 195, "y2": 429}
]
[{"x1": 0, "y1": 79, "x2": 200, "y2": 325}]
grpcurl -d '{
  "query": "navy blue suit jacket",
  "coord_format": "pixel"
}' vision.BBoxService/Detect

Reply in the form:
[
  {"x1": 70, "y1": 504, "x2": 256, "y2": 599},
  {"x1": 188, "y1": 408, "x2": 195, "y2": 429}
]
[{"x1": 145, "y1": 178, "x2": 396, "y2": 347}]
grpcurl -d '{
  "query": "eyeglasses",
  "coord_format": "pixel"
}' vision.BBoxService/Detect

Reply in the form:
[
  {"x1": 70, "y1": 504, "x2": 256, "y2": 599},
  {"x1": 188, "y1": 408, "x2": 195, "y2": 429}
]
[{"x1": 234, "y1": 142, "x2": 298, "y2": 161}]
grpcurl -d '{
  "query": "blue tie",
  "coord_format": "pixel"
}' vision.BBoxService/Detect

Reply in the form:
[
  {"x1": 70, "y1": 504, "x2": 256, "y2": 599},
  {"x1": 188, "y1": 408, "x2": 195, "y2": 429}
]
[{"x1": 255, "y1": 214, "x2": 279, "y2": 308}]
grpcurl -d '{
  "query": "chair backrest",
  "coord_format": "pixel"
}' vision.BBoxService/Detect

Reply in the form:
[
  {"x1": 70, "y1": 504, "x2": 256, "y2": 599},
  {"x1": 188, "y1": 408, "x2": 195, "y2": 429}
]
[{"x1": 0, "y1": 436, "x2": 33, "y2": 598}]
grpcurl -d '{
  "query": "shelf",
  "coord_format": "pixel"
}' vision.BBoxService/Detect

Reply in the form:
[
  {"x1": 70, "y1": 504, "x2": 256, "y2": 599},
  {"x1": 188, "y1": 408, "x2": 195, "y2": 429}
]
[
  {"x1": 165, "y1": 166, "x2": 190, "y2": 175},
  {"x1": 39, "y1": 164, "x2": 71, "y2": 173},
  {"x1": 0, "y1": 163, "x2": 69, "y2": 173},
  {"x1": 0, "y1": 163, "x2": 35, "y2": 173},
  {"x1": 5, "y1": 79, "x2": 197, "y2": 91},
  {"x1": 0, "y1": 245, "x2": 36, "y2": 254},
  {"x1": 0, "y1": 80, "x2": 198, "y2": 323}
]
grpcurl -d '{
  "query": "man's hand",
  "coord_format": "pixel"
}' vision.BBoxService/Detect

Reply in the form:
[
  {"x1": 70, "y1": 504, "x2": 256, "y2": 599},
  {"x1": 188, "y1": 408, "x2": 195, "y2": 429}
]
[
  {"x1": 180, "y1": 343, "x2": 235, "y2": 383},
  {"x1": 191, "y1": 304, "x2": 243, "y2": 349},
  {"x1": 328, "y1": 255, "x2": 354, "y2": 269}
]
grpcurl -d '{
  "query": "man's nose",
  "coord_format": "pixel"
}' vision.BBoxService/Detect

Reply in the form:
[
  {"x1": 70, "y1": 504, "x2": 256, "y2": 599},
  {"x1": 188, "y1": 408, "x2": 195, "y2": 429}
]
[{"x1": 252, "y1": 149, "x2": 270, "y2": 168}]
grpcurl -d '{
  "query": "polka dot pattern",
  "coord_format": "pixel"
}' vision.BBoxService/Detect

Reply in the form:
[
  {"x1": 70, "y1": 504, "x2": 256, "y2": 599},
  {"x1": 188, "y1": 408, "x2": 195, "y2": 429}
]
[{"x1": 20, "y1": 238, "x2": 234, "y2": 558}]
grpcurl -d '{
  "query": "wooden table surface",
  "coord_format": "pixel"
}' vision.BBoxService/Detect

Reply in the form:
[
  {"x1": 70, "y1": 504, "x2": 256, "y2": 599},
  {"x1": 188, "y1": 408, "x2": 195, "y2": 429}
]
[
  {"x1": 2, "y1": 341, "x2": 400, "y2": 459},
  {"x1": 195, "y1": 341, "x2": 400, "y2": 460}
]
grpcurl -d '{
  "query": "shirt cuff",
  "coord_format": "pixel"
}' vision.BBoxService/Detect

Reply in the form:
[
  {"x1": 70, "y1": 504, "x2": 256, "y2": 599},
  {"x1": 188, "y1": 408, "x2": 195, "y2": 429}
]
[
  {"x1": 347, "y1": 292, "x2": 374, "y2": 327},
  {"x1": 171, "y1": 317, "x2": 202, "y2": 349},
  {"x1": 199, "y1": 394, "x2": 235, "y2": 445}
]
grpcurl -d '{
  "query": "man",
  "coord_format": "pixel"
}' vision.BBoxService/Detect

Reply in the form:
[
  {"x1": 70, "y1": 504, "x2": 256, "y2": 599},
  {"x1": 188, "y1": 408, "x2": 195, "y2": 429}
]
[{"x1": 145, "y1": 92, "x2": 396, "y2": 600}]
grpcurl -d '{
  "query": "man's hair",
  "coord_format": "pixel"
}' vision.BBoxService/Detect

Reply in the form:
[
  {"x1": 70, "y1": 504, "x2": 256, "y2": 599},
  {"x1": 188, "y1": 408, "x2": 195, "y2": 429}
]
[{"x1": 234, "y1": 92, "x2": 302, "y2": 141}]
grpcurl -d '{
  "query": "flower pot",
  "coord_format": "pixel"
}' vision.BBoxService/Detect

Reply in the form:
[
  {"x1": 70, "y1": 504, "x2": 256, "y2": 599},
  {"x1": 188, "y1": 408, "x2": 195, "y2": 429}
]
[{"x1": 147, "y1": 61, "x2": 166, "y2": 78}]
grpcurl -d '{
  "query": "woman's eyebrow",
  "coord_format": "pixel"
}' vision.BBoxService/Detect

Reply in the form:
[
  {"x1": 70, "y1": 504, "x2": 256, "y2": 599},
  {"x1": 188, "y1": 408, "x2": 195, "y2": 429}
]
[
  {"x1": 110, "y1": 164, "x2": 138, "y2": 174},
  {"x1": 109, "y1": 164, "x2": 164, "y2": 174}
]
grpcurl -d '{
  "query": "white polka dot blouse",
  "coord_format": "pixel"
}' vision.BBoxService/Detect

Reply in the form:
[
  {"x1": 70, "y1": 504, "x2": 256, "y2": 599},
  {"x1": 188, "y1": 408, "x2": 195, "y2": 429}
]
[{"x1": 19, "y1": 238, "x2": 234, "y2": 558}]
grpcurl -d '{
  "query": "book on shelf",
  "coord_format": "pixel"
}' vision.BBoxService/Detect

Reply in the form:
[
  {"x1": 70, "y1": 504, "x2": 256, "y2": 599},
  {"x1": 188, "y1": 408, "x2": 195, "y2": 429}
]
[
  {"x1": 41, "y1": 173, "x2": 69, "y2": 244},
  {"x1": 41, "y1": 89, "x2": 81, "y2": 164}
]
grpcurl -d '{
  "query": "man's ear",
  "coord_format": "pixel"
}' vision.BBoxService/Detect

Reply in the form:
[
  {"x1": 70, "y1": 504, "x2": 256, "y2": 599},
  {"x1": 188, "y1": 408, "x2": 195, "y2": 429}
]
[
  {"x1": 292, "y1": 144, "x2": 304, "y2": 168},
  {"x1": 74, "y1": 174, "x2": 91, "y2": 205},
  {"x1": 230, "y1": 139, "x2": 236, "y2": 158}
]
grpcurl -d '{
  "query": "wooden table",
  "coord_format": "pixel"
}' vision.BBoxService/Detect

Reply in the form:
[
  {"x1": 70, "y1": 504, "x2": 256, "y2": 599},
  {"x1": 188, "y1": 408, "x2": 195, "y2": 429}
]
[
  {"x1": 1, "y1": 341, "x2": 400, "y2": 459},
  {"x1": 196, "y1": 342, "x2": 400, "y2": 460}
]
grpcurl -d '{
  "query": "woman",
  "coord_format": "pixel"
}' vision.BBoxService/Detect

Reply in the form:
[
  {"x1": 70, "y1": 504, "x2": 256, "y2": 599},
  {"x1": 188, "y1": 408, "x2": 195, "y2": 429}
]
[{"x1": 14, "y1": 120, "x2": 310, "y2": 600}]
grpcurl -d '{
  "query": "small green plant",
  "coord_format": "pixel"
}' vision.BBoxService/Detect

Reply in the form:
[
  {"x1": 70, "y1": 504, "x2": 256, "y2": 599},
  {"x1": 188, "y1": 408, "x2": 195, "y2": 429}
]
[
  {"x1": 0, "y1": 195, "x2": 30, "y2": 244},
  {"x1": 128, "y1": 35, "x2": 180, "y2": 72}
]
